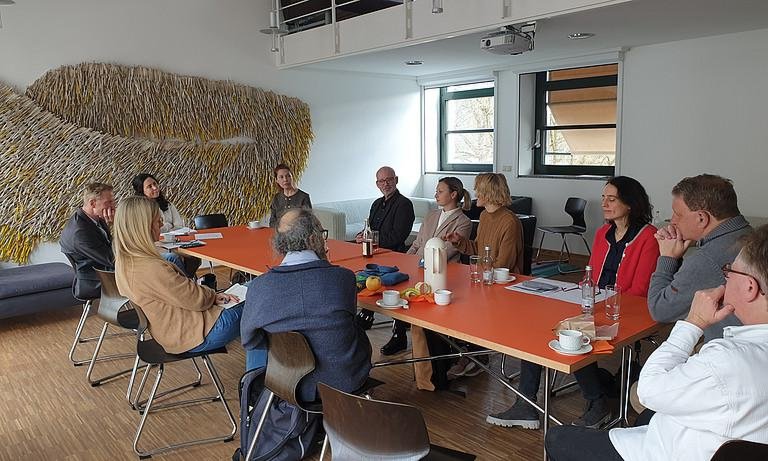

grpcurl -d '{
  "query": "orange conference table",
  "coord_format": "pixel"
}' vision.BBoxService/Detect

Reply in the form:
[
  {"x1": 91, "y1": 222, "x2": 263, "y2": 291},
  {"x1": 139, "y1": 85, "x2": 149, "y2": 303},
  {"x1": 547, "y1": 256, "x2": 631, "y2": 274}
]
[
  {"x1": 175, "y1": 225, "x2": 384, "y2": 274},
  {"x1": 334, "y1": 250, "x2": 659, "y2": 445}
]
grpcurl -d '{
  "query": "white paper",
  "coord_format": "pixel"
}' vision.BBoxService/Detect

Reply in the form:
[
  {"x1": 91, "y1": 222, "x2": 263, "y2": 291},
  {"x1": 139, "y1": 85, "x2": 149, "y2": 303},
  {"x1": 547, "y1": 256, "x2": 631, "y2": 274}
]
[
  {"x1": 195, "y1": 232, "x2": 223, "y2": 240},
  {"x1": 220, "y1": 283, "x2": 247, "y2": 309},
  {"x1": 505, "y1": 277, "x2": 608, "y2": 305},
  {"x1": 169, "y1": 227, "x2": 194, "y2": 236}
]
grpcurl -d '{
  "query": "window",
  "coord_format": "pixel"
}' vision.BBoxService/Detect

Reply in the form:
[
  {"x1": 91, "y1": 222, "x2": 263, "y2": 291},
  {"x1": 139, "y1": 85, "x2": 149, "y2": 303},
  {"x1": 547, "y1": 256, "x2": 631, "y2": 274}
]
[
  {"x1": 532, "y1": 64, "x2": 618, "y2": 176},
  {"x1": 425, "y1": 81, "x2": 494, "y2": 172}
]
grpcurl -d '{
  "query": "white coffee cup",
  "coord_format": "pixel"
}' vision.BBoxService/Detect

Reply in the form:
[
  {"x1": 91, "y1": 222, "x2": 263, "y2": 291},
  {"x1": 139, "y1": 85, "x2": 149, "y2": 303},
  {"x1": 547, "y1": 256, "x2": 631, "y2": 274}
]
[
  {"x1": 558, "y1": 329, "x2": 590, "y2": 351},
  {"x1": 493, "y1": 267, "x2": 510, "y2": 282},
  {"x1": 247, "y1": 220, "x2": 260, "y2": 229},
  {"x1": 160, "y1": 233, "x2": 177, "y2": 243},
  {"x1": 382, "y1": 290, "x2": 400, "y2": 306},
  {"x1": 434, "y1": 289, "x2": 452, "y2": 306}
]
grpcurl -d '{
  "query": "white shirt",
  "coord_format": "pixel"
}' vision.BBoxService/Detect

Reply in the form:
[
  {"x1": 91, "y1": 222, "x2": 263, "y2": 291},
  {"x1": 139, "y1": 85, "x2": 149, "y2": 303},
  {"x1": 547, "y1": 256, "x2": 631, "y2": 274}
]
[
  {"x1": 437, "y1": 207, "x2": 461, "y2": 230},
  {"x1": 609, "y1": 321, "x2": 768, "y2": 461},
  {"x1": 160, "y1": 202, "x2": 185, "y2": 233},
  {"x1": 281, "y1": 250, "x2": 320, "y2": 266}
]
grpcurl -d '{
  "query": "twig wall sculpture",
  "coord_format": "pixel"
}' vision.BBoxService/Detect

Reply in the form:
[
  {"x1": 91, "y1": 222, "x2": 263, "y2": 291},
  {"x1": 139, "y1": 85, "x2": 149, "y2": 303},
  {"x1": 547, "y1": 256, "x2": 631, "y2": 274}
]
[{"x1": 0, "y1": 63, "x2": 313, "y2": 263}]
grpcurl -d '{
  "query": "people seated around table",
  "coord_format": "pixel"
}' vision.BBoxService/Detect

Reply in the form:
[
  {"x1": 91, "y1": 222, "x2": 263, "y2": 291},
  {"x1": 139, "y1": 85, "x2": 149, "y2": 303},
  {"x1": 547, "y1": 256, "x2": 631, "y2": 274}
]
[
  {"x1": 114, "y1": 196, "x2": 253, "y2": 362},
  {"x1": 241, "y1": 208, "x2": 372, "y2": 401},
  {"x1": 60, "y1": 182, "x2": 116, "y2": 300},
  {"x1": 376, "y1": 177, "x2": 474, "y2": 358},
  {"x1": 131, "y1": 173, "x2": 200, "y2": 278},
  {"x1": 268, "y1": 163, "x2": 312, "y2": 228},
  {"x1": 354, "y1": 166, "x2": 415, "y2": 336},
  {"x1": 545, "y1": 224, "x2": 768, "y2": 461},
  {"x1": 443, "y1": 172, "x2": 523, "y2": 378},
  {"x1": 487, "y1": 176, "x2": 659, "y2": 430},
  {"x1": 648, "y1": 174, "x2": 752, "y2": 341}
]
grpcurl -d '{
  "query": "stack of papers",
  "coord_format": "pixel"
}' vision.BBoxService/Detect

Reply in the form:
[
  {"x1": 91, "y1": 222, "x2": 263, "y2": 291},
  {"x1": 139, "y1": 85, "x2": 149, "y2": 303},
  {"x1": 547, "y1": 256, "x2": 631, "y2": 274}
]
[
  {"x1": 506, "y1": 277, "x2": 608, "y2": 305},
  {"x1": 168, "y1": 227, "x2": 194, "y2": 236},
  {"x1": 195, "y1": 232, "x2": 223, "y2": 240},
  {"x1": 220, "y1": 283, "x2": 248, "y2": 309}
]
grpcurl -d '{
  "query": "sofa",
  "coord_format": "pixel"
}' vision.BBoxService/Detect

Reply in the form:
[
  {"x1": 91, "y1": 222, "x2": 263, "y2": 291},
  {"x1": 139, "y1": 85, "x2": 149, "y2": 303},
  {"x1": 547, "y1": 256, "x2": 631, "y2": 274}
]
[
  {"x1": 314, "y1": 197, "x2": 438, "y2": 243},
  {"x1": 0, "y1": 263, "x2": 79, "y2": 320}
]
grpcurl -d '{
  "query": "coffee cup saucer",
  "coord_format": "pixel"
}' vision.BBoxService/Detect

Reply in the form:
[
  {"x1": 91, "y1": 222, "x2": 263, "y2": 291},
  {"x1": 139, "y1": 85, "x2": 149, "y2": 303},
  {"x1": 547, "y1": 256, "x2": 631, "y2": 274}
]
[
  {"x1": 376, "y1": 299, "x2": 409, "y2": 310},
  {"x1": 548, "y1": 339, "x2": 592, "y2": 356},
  {"x1": 494, "y1": 275, "x2": 516, "y2": 284}
]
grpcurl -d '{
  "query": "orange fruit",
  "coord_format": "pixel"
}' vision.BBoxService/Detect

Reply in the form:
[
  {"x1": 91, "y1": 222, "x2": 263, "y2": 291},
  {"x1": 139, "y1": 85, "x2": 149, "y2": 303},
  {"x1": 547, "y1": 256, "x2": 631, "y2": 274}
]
[{"x1": 365, "y1": 276, "x2": 382, "y2": 291}]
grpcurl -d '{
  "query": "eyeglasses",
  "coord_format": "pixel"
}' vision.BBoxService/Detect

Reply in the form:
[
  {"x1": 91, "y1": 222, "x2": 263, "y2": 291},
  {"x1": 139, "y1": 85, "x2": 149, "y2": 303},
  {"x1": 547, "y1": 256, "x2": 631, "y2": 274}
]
[
  {"x1": 375, "y1": 177, "x2": 396, "y2": 186},
  {"x1": 321, "y1": 229, "x2": 329, "y2": 241},
  {"x1": 722, "y1": 263, "x2": 766, "y2": 295}
]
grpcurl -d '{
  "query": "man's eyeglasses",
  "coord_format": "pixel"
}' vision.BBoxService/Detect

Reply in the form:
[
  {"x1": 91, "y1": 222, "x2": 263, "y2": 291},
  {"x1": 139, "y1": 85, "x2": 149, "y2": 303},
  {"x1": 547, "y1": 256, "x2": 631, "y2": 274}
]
[
  {"x1": 722, "y1": 263, "x2": 766, "y2": 295},
  {"x1": 375, "y1": 177, "x2": 396, "y2": 186}
]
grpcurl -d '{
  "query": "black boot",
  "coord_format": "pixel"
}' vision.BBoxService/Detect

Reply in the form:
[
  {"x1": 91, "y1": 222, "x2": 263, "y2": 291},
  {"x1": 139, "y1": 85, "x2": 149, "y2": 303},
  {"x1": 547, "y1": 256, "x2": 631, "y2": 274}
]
[
  {"x1": 380, "y1": 321, "x2": 408, "y2": 356},
  {"x1": 355, "y1": 309, "x2": 375, "y2": 330}
]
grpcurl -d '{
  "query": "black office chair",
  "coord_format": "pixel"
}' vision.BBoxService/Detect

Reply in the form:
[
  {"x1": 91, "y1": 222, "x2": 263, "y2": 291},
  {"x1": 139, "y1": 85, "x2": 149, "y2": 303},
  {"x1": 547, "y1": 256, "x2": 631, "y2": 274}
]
[
  {"x1": 131, "y1": 303, "x2": 236, "y2": 458},
  {"x1": 535, "y1": 197, "x2": 590, "y2": 274},
  {"x1": 711, "y1": 440, "x2": 768, "y2": 461},
  {"x1": 193, "y1": 213, "x2": 228, "y2": 230},
  {"x1": 318, "y1": 383, "x2": 475, "y2": 461}
]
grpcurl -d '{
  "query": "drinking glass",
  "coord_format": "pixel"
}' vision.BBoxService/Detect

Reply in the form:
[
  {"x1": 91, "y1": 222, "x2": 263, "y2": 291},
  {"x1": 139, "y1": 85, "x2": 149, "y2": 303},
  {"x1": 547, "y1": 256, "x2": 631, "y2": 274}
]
[
  {"x1": 469, "y1": 255, "x2": 481, "y2": 284},
  {"x1": 371, "y1": 231, "x2": 380, "y2": 253},
  {"x1": 605, "y1": 284, "x2": 621, "y2": 321}
]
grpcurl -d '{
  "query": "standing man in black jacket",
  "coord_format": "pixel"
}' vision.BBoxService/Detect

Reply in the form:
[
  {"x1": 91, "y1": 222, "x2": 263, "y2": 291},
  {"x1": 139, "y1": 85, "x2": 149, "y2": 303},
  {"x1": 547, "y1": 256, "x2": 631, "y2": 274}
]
[
  {"x1": 355, "y1": 166, "x2": 415, "y2": 355},
  {"x1": 60, "y1": 182, "x2": 116, "y2": 300}
]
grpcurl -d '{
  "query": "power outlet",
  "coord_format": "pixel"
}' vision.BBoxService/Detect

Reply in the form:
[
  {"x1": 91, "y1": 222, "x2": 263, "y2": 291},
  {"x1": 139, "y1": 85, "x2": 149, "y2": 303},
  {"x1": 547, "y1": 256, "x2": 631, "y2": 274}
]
[{"x1": 502, "y1": 165, "x2": 512, "y2": 172}]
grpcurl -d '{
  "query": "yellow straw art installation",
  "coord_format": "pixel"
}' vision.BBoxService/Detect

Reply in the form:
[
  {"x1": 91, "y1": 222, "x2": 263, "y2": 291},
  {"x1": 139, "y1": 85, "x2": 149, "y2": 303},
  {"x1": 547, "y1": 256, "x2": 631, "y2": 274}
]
[{"x1": 0, "y1": 63, "x2": 312, "y2": 263}]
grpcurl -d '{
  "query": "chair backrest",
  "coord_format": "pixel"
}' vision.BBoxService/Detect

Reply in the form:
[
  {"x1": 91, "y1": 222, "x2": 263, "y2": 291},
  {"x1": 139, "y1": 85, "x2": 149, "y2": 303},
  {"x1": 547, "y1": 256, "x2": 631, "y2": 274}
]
[
  {"x1": 93, "y1": 269, "x2": 131, "y2": 325},
  {"x1": 564, "y1": 197, "x2": 587, "y2": 230},
  {"x1": 317, "y1": 383, "x2": 431, "y2": 461},
  {"x1": 711, "y1": 440, "x2": 768, "y2": 461},
  {"x1": 518, "y1": 214, "x2": 537, "y2": 276},
  {"x1": 131, "y1": 301, "x2": 151, "y2": 341},
  {"x1": 193, "y1": 213, "x2": 228, "y2": 230},
  {"x1": 265, "y1": 332, "x2": 316, "y2": 408}
]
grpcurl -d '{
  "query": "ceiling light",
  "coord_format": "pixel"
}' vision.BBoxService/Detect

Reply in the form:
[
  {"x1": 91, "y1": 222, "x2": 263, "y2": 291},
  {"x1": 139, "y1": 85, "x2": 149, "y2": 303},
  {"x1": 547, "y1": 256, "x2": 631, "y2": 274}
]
[
  {"x1": 259, "y1": 0, "x2": 289, "y2": 52},
  {"x1": 432, "y1": 0, "x2": 443, "y2": 14},
  {"x1": 568, "y1": 32, "x2": 595, "y2": 40},
  {"x1": 405, "y1": 60, "x2": 423, "y2": 66}
]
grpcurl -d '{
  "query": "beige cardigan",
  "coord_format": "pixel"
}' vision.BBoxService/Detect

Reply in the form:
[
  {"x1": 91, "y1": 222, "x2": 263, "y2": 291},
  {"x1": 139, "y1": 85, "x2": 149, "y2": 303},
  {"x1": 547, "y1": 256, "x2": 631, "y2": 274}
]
[
  {"x1": 407, "y1": 209, "x2": 472, "y2": 262},
  {"x1": 116, "y1": 256, "x2": 222, "y2": 354}
]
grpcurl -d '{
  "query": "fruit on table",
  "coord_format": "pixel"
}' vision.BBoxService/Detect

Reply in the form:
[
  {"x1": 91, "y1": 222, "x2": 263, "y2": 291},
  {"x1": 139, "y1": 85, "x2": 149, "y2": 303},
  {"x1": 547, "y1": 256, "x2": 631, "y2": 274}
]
[
  {"x1": 400, "y1": 287, "x2": 420, "y2": 299},
  {"x1": 365, "y1": 276, "x2": 382, "y2": 291},
  {"x1": 414, "y1": 281, "x2": 432, "y2": 295}
]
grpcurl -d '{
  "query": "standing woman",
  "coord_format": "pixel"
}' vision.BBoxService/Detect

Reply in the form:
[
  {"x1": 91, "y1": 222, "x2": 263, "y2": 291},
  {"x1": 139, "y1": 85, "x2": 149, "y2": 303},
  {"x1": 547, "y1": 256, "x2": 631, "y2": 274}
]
[
  {"x1": 487, "y1": 176, "x2": 659, "y2": 430},
  {"x1": 132, "y1": 173, "x2": 200, "y2": 277},
  {"x1": 113, "y1": 196, "x2": 264, "y2": 367},
  {"x1": 269, "y1": 164, "x2": 312, "y2": 227}
]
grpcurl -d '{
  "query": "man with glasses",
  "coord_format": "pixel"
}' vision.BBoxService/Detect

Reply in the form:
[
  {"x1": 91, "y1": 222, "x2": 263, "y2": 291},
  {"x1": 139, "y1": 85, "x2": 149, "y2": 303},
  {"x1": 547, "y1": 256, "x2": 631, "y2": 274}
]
[
  {"x1": 648, "y1": 174, "x2": 752, "y2": 341},
  {"x1": 354, "y1": 166, "x2": 415, "y2": 355},
  {"x1": 241, "y1": 208, "x2": 372, "y2": 394},
  {"x1": 545, "y1": 225, "x2": 768, "y2": 461}
]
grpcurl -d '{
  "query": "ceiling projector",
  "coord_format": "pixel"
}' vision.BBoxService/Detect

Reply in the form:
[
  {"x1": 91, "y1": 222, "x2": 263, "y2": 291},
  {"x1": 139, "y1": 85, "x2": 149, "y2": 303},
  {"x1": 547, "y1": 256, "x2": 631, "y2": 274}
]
[{"x1": 480, "y1": 24, "x2": 535, "y2": 55}]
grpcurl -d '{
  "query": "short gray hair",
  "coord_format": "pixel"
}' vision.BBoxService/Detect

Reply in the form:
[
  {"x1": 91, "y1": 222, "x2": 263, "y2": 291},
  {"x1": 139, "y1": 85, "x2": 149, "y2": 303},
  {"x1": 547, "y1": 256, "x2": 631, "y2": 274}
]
[{"x1": 273, "y1": 208, "x2": 327, "y2": 259}]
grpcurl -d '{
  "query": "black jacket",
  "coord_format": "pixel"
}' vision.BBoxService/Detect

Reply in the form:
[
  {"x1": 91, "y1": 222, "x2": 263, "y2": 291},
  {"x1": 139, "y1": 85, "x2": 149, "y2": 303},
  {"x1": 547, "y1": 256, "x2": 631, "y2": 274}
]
[
  {"x1": 60, "y1": 208, "x2": 115, "y2": 300},
  {"x1": 368, "y1": 190, "x2": 415, "y2": 253}
]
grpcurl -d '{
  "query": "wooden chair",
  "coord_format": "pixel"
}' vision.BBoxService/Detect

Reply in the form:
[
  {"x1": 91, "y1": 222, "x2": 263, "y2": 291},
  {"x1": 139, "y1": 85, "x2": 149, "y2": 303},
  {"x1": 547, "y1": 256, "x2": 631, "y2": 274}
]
[
  {"x1": 130, "y1": 303, "x2": 236, "y2": 459},
  {"x1": 711, "y1": 440, "x2": 768, "y2": 460},
  {"x1": 318, "y1": 383, "x2": 476, "y2": 461},
  {"x1": 535, "y1": 197, "x2": 591, "y2": 274}
]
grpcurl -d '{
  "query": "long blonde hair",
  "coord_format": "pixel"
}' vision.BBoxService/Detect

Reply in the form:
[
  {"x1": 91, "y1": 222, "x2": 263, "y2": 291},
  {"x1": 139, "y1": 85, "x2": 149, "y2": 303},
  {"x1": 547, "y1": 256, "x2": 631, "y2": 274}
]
[{"x1": 113, "y1": 196, "x2": 162, "y2": 269}]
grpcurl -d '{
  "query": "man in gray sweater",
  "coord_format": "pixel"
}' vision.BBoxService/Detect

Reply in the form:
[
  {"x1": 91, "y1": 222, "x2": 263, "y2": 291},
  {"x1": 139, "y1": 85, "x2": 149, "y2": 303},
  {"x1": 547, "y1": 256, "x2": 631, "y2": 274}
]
[{"x1": 648, "y1": 174, "x2": 752, "y2": 341}]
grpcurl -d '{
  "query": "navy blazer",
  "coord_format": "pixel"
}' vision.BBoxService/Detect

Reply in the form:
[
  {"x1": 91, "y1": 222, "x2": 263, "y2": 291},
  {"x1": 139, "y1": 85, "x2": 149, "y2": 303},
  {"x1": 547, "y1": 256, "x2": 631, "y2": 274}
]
[{"x1": 60, "y1": 208, "x2": 115, "y2": 300}]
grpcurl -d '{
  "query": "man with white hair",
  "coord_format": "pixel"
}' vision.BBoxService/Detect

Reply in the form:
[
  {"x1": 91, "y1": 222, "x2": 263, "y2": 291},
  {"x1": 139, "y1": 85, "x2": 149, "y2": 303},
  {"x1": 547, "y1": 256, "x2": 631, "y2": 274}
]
[{"x1": 545, "y1": 225, "x2": 768, "y2": 461}]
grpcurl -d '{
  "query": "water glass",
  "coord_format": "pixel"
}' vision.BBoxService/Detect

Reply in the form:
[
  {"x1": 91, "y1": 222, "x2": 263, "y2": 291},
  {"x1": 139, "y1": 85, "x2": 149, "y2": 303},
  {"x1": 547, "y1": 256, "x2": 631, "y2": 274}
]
[
  {"x1": 605, "y1": 284, "x2": 621, "y2": 320},
  {"x1": 371, "y1": 231, "x2": 380, "y2": 253},
  {"x1": 469, "y1": 255, "x2": 481, "y2": 284}
]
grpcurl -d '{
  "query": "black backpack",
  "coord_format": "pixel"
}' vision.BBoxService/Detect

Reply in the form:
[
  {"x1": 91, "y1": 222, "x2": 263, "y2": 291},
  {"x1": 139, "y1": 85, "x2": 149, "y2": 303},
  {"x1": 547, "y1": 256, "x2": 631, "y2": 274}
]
[{"x1": 233, "y1": 367, "x2": 323, "y2": 461}]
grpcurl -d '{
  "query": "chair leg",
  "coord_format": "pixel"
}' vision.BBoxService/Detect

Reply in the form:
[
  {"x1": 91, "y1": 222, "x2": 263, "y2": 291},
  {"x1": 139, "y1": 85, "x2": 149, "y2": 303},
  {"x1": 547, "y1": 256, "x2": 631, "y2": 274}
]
[
  {"x1": 535, "y1": 232, "x2": 547, "y2": 263},
  {"x1": 68, "y1": 300, "x2": 92, "y2": 366},
  {"x1": 579, "y1": 234, "x2": 592, "y2": 256},
  {"x1": 84, "y1": 322, "x2": 138, "y2": 387},
  {"x1": 246, "y1": 391, "x2": 276, "y2": 461},
  {"x1": 126, "y1": 353, "x2": 143, "y2": 403},
  {"x1": 500, "y1": 355, "x2": 521, "y2": 381},
  {"x1": 132, "y1": 358, "x2": 204, "y2": 412},
  {"x1": 133, "y1": 356, "x2": 237, "y2": 458},
  {"x1": 319, "y1": 434, "x2": 329, "y2": 461}
]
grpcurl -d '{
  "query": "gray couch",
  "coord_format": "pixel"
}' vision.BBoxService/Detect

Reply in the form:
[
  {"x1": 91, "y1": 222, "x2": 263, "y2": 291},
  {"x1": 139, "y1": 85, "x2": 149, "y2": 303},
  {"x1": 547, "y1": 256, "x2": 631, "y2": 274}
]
[
  {"x1": 0, "y1": 263, "x2": 79, "y2": 319},
  {"x1": 314, "y1": 197, "x2": 438, "y2": 243}
]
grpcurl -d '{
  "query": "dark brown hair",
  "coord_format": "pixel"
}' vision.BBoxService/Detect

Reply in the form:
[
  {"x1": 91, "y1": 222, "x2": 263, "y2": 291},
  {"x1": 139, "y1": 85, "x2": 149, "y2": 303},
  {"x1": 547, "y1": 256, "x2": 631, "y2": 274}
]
[
  {"x1": 439, "y1": 176, "x2": 471, "y2": 211},
  {"x1": 740, "y1": 225, "x2": 768, "y2": 292},
  {"x1": 672, "y1": 174, "x2": 740, "y2": 220},
  {"x1": 606, "y1": 176, "x2": 652, "y2": 226},
  {"x1": 273, "y1": 163, "x2": 292, "y2": 178}
]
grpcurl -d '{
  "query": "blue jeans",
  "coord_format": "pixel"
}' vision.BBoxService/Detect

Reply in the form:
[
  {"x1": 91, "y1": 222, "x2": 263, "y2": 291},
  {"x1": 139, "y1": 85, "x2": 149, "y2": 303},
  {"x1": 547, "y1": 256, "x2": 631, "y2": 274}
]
[
  {"x1": 163, "y1": 252, "x2": 189, "y2": 276},
  {"x1": 187, "y1": 304, "x2": 267, "y2": 370}
]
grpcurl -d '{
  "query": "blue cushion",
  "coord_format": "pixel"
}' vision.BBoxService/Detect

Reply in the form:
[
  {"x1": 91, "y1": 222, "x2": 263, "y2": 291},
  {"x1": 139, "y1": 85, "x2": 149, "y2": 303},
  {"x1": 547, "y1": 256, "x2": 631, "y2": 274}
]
[{"x1": 0, "y1": 263, "x2": 74, "y2": 300}]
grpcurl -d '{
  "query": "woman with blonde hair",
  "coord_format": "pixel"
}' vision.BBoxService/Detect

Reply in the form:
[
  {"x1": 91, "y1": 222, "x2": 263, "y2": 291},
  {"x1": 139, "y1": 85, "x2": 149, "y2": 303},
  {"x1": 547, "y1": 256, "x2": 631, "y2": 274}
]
[{"x1": 114, "y1": 196, "x2": 264, "y2": 365}]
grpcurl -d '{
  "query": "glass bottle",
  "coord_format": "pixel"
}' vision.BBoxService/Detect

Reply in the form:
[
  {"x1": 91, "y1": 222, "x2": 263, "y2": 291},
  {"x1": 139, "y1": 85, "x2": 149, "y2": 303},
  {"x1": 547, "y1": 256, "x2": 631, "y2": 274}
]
[
  {"x1": 481, "y1": 246, "x2": 494, "y2": 285},
  {"x1": 362, "y1": 218, "x2": 373, "y2": 258},
  {"x1": 580, "y1": 265, "x2": 595, "y2": 315}
]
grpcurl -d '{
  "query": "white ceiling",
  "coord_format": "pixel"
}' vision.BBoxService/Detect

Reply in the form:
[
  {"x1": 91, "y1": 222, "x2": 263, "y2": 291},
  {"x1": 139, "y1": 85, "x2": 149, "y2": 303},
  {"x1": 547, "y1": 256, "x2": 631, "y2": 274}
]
[{"x1": 304, "y1": 0, "x2": 768, "y2": 78}]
